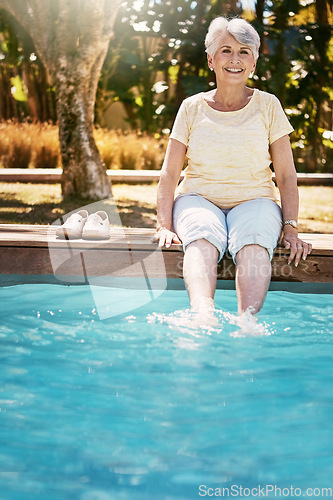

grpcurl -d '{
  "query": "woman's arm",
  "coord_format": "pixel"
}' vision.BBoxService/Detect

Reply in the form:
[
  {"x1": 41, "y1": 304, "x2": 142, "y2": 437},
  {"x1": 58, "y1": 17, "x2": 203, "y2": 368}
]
[
  {"x1": 153, "y1": 138, "x2": 186, "y2": 248},
  {"x1": 270, "y1": 135, "x2": 312, "y2": 266}
]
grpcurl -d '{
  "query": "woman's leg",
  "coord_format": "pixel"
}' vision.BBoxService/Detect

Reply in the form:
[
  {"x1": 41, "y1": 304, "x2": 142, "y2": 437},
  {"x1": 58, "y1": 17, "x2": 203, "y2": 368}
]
[
  {"x1": 227, "y1": 198, "x2": 282, "y2": 314},
  {"x1": 235, "y1": 244, "x2": 271, "y2": 314},
  {"x1": 183, "y1": 239, "x2": 219, "y2": 309},
  {"x1": 172, "y1": 194, "x2": 227, "y2": 310}
]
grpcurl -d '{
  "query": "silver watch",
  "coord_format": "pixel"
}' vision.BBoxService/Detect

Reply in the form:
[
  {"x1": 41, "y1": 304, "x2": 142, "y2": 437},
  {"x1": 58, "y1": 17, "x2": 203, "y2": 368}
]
[{"x1": 283, "y1": 219, "x2": 298, "y2": 229}]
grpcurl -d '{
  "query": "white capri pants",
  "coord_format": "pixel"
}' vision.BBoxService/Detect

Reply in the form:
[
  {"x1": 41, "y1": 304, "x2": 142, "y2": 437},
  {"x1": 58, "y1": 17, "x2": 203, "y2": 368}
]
[{"x1": 172, "y1": 194, "x2": 282, "y2": 263}]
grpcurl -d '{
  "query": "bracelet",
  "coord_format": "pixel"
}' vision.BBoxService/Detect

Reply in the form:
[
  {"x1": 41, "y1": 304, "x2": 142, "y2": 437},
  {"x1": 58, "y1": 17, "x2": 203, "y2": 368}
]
[{"x1": 283, "y1": 219, "x2": 298, "y2": 229}]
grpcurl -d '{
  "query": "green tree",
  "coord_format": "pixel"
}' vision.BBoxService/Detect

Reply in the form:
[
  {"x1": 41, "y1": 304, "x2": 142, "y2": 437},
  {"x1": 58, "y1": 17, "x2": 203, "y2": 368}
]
[
  {"x1": 100, "y1": 0, "x2": 241, "y2": 132},
  {"x1": 289, "y1": 0, "x2": 333, "y2": 171},
  {"x1": 253, "y1": 0, "x2": 332, "y2": 172},
  {"x1": 0, "y1": 0, "x2": 122, "y2": 200},
  {"x1": 0, "y1": 8, "x2": 56, "y2": 122}
]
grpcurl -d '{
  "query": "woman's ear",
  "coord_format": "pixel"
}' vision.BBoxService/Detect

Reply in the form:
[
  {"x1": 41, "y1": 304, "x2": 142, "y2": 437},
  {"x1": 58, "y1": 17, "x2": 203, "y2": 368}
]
[
  {"x1": 207, "y1": 54, "x2": 213, "y2": 71},
  {"x1": 250, "y1": 61, "x2": 257, "y2": 77}
]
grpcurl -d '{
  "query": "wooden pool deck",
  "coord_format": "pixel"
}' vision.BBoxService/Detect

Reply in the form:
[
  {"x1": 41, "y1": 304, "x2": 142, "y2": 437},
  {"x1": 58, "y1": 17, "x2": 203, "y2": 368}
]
[{"x1": 0, "y1": 224, "x2": 332, "y2": 292}]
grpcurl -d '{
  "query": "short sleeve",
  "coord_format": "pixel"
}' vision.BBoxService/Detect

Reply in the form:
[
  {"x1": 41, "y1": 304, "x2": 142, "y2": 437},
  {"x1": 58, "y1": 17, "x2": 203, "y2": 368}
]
[
  {"x1": 268, "y1": 95, "x2": 294, "y2": 145},
  {"x1": 169, "y1": 100, "x2": 190, "y2": 146}
]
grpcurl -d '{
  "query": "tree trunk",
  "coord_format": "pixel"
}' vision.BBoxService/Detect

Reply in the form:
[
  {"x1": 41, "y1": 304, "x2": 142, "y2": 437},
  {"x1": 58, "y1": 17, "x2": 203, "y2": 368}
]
[
  {"x1": 0, "y1": 0, "x2": 122, "y2": 200},
  {"x1": 55, "y1": 56, "x2": 111, "y2": 199},
  {"x1": 0, "y1": 68, "x2": 10, "y2": 119},
  {"x1": 49, "y1": 0, "x2": 121, "y2": 199},
  {"x1": 22, "y1": 63, "x2": 40, "y2": 121},
  {"x1": 255, "y1": 0, "x2": 265, "y2": 26},
  {"x1": 310, "y1": 0, "x2": 331, "y2": 171}
]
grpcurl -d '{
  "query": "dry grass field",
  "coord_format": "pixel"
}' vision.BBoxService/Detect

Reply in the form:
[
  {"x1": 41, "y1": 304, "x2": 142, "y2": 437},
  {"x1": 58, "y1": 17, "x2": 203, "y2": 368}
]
[{"x1": 0, "y1": 122, "x2": 167, "y2": 171}]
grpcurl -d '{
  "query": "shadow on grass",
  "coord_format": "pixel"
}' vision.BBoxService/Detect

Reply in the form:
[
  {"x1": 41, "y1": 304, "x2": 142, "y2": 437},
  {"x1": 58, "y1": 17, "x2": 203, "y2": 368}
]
[
  {"x1": 113, "y1": 200, "x2": 156, "y2": 228},
  {"x1": 0, "y1": 196, "x2": 156, "y2": 228}
]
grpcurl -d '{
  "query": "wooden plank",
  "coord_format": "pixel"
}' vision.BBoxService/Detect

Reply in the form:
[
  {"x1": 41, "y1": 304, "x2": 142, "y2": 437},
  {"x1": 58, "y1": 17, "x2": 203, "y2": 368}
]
[
  {"x1": 0, "y1": 169, "x2": 332, "y2": 185},
  {"x1": 0, "y1": 243, "x2": 331, "y2": 284},
  {"x1": 0, "y1": 224, "x2": 332, "y2": 254},
  {"x1": 0, "y1": 224, "x2": 332, "y2": 284}
]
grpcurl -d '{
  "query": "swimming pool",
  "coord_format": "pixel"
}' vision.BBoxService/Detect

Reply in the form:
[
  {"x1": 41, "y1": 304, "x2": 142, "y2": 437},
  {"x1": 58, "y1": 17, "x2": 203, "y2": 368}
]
[{"x1": 0, "y1": 283, "x2": 332, "y2": 499}]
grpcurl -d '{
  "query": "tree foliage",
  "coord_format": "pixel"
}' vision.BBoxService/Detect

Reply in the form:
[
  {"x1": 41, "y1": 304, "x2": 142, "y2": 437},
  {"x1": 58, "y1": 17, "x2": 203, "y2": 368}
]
[
  {"x1": 98, "y1": 0, "x2": 332, "y2": 171},
  {"x1": 0, "y1": 0, "x2": 332, "y2": 172},
  {"x1": 99, "y1": 0, "x2": 240, "y2": 132},
  {"x1": 252, "y1": 0, "x2": 333, "y2": 171},
  {"x1": 0, "y1": 7, "x2": 56, "y2": 121}
]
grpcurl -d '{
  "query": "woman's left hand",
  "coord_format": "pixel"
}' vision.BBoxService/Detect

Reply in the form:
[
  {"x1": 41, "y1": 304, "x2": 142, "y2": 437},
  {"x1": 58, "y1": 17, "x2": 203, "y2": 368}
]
[{"x1": 282, "y1": 228, "x2": 312, "y2": 267}]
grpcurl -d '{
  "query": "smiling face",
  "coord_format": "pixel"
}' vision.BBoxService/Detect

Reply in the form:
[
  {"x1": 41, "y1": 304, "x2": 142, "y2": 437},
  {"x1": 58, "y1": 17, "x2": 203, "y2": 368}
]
[{"x1": 207, "y1": 32, "x2": 256, "y2": 83}]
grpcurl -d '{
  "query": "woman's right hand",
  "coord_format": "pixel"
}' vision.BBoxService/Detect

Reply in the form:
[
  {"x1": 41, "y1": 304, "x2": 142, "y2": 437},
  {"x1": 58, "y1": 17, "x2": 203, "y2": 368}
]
[
  {"x1": 154, "y1": 138, "x2": 186, "y2": 249},
  {"x1": 151, "y1": 227, "x2": 181, "y2": 248}
]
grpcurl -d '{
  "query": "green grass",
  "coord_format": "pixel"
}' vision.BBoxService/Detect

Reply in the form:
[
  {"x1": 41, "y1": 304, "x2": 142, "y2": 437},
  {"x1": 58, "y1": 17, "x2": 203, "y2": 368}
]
[
  {"x1": 298, "y1": 186, "x2": 333, "y2": 233},
  {"x1": 0, "y1": 182, "x2": 332, "y2": 232}
]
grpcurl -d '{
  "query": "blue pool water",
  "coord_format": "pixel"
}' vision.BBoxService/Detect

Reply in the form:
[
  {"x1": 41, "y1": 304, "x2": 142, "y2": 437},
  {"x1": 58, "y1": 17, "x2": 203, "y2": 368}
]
[{"x1": 0, "y1": 284, "x2": 332, "y2": 500}]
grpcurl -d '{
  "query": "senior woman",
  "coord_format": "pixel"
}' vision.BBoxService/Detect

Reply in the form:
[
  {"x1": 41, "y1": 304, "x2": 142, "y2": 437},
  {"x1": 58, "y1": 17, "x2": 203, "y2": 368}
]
[{"x1": 153, "y1": 16, "x2": 312, "y2": 314}]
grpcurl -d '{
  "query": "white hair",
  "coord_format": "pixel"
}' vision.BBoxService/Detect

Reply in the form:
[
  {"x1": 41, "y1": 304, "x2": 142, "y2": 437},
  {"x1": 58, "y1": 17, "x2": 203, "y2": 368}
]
[{"x1": 205, "y1": 17, "x2": 260, "y2": 61}]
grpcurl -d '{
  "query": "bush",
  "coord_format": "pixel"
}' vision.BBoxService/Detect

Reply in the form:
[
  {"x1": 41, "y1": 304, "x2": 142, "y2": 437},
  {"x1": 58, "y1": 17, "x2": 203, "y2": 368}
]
[
  {"x1": 0, "y1": 123, "x2": 10, "y2": 165},
  {"x1": 0, "y1": 121, "x2": 168, "y2": 170},
  {"x1": 0, "y1": 122, "x2": 32, "y2": 168},
  {"x1": 32, "y1": 122, "x2": 60, "y2": 169},
  {"x1": 95, "y1": 128, "x2": 167, "y2": 170},
  {"x1": 141, "y1": 133, "x2": 168, "y2": 170},
  {"x1": 94, "y1": 128, "x2": 122, "y2": 169}
]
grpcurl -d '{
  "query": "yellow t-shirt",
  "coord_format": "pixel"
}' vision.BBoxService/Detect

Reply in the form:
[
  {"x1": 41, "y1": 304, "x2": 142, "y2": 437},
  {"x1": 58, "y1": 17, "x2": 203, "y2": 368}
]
[{"x1": 170, "y1": 88, "x2": 294, "y2": 209}]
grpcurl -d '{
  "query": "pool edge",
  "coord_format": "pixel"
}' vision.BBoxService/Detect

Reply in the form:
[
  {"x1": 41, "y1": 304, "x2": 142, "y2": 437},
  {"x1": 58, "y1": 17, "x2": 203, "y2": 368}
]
[{"x1": 1, "y1": 274, "x2": 332, "y2": 294}]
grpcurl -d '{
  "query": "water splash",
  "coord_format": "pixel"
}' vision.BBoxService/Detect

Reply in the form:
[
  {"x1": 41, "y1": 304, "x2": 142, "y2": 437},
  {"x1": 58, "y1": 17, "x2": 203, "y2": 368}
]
[
  {"x1": 228, "y1": 308, "x2": 275, "y2": 337},
  {"x1": 147, "y1": 306, "x2": 274, "y2": 337}
]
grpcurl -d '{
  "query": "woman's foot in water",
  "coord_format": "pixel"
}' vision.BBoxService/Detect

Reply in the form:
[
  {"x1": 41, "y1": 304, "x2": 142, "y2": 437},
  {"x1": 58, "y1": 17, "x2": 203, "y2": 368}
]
[{"x1": 191, "y1": 296, "x2": 218, "y2": 327}]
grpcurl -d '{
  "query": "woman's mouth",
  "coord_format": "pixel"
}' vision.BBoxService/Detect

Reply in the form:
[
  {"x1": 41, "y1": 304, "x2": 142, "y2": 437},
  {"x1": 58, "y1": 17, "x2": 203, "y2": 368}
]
[{"x1": 225, "y1": 68, "x2": 244, "y2": 73}]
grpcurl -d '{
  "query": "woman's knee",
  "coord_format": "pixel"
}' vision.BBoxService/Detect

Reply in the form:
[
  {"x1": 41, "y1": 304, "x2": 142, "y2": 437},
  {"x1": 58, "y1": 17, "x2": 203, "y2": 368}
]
[
  {"x1": 235, "y1": 244, "x2": 271, "y2": 277},
  {"x1": 185, "y1": 238, "x2": 219, "y2": 260}
]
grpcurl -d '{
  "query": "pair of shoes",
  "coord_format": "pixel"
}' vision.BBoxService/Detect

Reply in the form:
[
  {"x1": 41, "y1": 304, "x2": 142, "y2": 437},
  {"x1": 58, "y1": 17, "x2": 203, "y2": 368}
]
[{"x1": 56, "y1": 210, "x2": 110, "y2": 240}]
